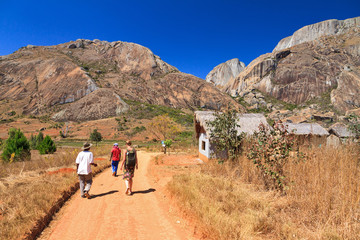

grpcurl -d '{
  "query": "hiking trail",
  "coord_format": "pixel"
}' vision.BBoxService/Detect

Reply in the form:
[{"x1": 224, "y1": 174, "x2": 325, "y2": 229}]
[{"x1": 38, "y1": 151, "x2": 197, "y2": 240}]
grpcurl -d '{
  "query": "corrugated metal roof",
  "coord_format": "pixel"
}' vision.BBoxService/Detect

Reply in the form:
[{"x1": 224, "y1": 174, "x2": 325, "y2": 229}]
[
  {"x1": 284, "y1": 123, "x2": 329, "y2": 136},
  {"x1": 329, "y1": 123, "x2": 355, "y2": 138},
  {"x1": 195, "y1": 111, "x2": 270, "y2": 136}
]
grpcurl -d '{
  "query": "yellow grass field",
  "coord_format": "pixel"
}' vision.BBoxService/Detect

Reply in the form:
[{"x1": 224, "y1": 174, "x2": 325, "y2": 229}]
[{"x1": 168, "y1": 145, "x2": 360, "y2": 239}]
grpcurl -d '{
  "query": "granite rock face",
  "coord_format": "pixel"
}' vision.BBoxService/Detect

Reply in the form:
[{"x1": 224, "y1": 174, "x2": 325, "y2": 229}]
[
  {"x1": 205, "y1": 58, "x2": 245, "y2": 87},
  {"x1": 274, "y1": 17, "x2": 360, "y2": 51},
  {"x1": 225, "y1": 16, "x2": 360, "y2": 113},
  {"x1": 51, "y1": 88, "x2": 129, "y2": 122},
  {"x1": 0, "y1": 39, "x2": 240, "y2": 121}
]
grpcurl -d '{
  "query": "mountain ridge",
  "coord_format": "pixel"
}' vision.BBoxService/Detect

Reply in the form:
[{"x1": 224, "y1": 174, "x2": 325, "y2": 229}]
[{"x1": 0, "y1": 39, "x2": 241, "y2": 122}]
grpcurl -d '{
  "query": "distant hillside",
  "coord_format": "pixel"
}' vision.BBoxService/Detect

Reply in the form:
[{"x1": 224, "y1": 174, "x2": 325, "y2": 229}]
[{"x1": 0, "y1": 39, "x2": 241, "y2": 122}]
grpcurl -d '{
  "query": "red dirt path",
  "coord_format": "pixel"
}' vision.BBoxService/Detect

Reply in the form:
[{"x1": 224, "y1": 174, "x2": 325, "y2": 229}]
[{"x1": 38, "y1": 151, "x2": 202, "y2": 240}]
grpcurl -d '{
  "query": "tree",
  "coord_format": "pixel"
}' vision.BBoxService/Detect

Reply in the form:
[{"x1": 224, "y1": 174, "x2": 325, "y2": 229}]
[
  {"x1": 38, "y1": 135, "x2": 57, "y2": 154},
  {"x1": 149, "y1": 115, "x2": 182, "y2": 140},
  {"x1": 206, "y1": 108, "x2": 245, "y2": 161},
  {"x1": 163, "y1": 139, "x2": 173, "y2": 154},
  {"x1": 90, "y1": 129, "x2": 102, "y2": 146},
  {"x1": 1, "y1": 128, "x2": 31, "y2": 162},
  {"x1": 247, "y1": 121, "x2": 302, "y2": 193},
  {"x1": 30, "y1": 132, "x2": 44, "y2": 150}
]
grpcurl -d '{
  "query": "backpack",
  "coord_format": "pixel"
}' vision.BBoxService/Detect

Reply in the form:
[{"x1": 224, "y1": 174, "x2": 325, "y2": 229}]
[{"x1": 125, "y1": 149, "x2": 136, "y2": 168}]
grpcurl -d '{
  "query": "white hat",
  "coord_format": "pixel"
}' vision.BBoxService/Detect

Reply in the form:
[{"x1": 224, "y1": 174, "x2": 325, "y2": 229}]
[{"x1": 114, "y1": 143, "x2": 118, "y2": 146}]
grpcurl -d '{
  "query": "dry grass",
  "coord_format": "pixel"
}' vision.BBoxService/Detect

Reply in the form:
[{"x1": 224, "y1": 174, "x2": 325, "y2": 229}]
[
  {"x1": 0, "y1": 145, "x2": 111, "y2": 240},
  {"x1": 0, "y1": 144, "x2": 112, "y2": 178},
  {"x1": 168, "y1": 144, "x2": 360, "y2": 239}
]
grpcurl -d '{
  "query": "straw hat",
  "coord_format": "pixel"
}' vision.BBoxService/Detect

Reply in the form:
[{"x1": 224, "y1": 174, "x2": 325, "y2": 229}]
[{"x1": 82, "y1": 142, "x2": 92, "y2": 150}]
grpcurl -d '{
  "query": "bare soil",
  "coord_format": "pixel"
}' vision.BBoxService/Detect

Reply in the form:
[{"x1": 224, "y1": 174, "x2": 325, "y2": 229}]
[{"x1": 38, "y1": 151, "x2": 203, "y2": 240}]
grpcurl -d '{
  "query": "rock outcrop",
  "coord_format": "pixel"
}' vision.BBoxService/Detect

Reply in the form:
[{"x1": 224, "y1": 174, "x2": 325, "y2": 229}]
[
  {"x1": 205, "y1": 58, "x2": 245, "y2": 87},
  {"x1": 274, "y1": 17, "x2": 360, "y2": 52},
  {"x1": 51, "y1": 88, "x2": 129, "y2": 122},
  {"x1": 0, "y1": 39, "x2": 241, "y2": 121},
  {"x1": 224, "y1": 16, "x2": 360, "y2": 113}
]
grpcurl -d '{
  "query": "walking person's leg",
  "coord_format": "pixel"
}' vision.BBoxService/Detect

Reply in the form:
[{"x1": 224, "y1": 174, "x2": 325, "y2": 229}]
[
  {"x1": 113, "y1": 161, "x2": 119, "y2": 176},
  {"x1": 129, "y1": 179, "x2": 133, "y2": 194},
  {"x1": 78, "y1": 175, "x2": 85, "y2": 197},
  {"x1": 111, "y1": 161, "x2": 116, "y2": 176},
  {"x1": 125, "y1": 179, "x2": 129, "y2": 194},
  {"x1": 83, "y1": 173, "x2": 93, "y2": 198}
]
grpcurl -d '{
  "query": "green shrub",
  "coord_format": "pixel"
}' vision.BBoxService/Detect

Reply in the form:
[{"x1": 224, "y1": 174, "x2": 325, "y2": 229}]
[
  {"x1": 38, "y1": 135, "x2": 57, "y2": 154},
  {"x1": 247, "y1": 122, "x2": 303, "y2": 192},
  {"x1": 30, "y1": 132, "x2": 44, "y2": 150},
  {"x1": 1, "y1": 128, "x2": 31, "y2": 162},
  {"x1": 90, "y1": 129, "x2": 102, "y2": 146}
]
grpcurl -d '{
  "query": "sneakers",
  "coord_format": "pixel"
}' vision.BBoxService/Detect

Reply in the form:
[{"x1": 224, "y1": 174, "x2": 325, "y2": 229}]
[
  {"x1": 112, "y1": 172, "x2": 116, "y2": 177},
  {"x1": 84, "y1": 191, "x2": 91, "y2": 199}
]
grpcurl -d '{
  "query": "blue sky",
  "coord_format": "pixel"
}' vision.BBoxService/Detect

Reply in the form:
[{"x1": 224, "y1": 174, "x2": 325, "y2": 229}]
[{"x1": 0, "y1": 0, "x2": 359, "y2": 79}]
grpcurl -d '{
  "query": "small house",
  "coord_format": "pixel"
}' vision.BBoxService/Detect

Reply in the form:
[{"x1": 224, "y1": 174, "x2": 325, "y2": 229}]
[
  {"x1": 283, "y1": 122, "x2": 329, "y2": 147},
  {"x1": 194, "y1": 111, "x2": 270, "y2": 161},
  {"x1": 327, "y1": 123, "x2": 355, "y2": 147}
]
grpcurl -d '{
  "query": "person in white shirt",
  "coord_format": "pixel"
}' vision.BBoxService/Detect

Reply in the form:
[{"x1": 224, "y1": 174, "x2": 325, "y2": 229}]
[{"x1": 76, "y1": 142, "x2": 97, "y2": 199}]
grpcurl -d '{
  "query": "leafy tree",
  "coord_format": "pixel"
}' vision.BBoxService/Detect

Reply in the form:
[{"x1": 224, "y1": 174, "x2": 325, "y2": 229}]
[
  {"x1": 163, "y1": 139, "x2": 173, "y2": 154},
  {"x1": 206, "y1": 108, "x2": 245, "y2": 161},
  {"x1": 247, "y1": 121, "x2": 302, "y2": 193},
  {"x1": 90, "y1": 129, "x2": 102, "y2": 146},
  {"x1": 38, "y1": 135, "x2": 57, "y2": 154},
  {"x1": 149, "y1": 115, "x2": 182, "y2": 140},
  {"x1": 1, "y1": 128, "x2": 31, "y2": 162}
]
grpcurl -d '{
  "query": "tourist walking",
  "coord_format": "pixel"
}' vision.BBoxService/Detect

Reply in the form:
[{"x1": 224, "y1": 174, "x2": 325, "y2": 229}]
[
  {"x1": 120, "y1": 140, "x2": 138, "y2": 195},
  {"x1": 76, "y1": 142, "x2": 97, "y2": 199},
  {"x1": 109, "y1": 143, "x2": 121, "y2": 176}
]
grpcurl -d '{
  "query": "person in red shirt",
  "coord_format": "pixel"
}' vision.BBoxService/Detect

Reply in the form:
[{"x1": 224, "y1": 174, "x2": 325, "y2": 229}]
[{"x1": 109, "y1": 143, "x2": 121, "y2": 176}]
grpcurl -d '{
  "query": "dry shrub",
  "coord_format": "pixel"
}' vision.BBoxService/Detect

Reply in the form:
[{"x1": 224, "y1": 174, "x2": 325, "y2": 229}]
[
  {"x1": 284, "y1": 145, "x2": 360, "y2": 239},
  {"x1": 0, "y1": 173, "x2": 77, "y2": 240},
  {"x1": 168, "y1": 173, "x2": 278, "y2": 240},
  {"x1": 169, "y1": 144, "x2": 360, "y2": 239}
]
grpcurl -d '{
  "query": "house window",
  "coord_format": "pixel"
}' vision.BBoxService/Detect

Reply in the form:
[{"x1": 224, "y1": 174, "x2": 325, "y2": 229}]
[{"x1": 202, "y1": 141, "x2": 206, "y2": 151}]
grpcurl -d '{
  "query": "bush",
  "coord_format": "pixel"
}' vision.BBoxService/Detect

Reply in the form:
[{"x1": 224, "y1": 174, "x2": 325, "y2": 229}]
[
  {"x1": 1, "y1": 128, "x2": 31, "y2": 162},
  {"x1": 247, "y1": 121, "x2": 303, "y2": 192},
  {"x1": 30, "y1": 132, "x2": 44, "y2": 150},
  {"x1": 89, "y1": 129, "x2": 102, "y2": 146},
  {"x1": 38, "y1": 135, "x2": 57, "y2": 154}
]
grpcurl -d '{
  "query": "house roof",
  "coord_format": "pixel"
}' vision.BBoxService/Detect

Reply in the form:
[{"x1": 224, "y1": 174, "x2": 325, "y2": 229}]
[
  {"x1": 194, "y1": 111, "x2": 270, "y2": 136},
  {"x1": 284, "y1": 123, "x2": 329, "y2": 136},
  {"x1": 328, "y1": 122, "x2": 355, "y2": 138}
]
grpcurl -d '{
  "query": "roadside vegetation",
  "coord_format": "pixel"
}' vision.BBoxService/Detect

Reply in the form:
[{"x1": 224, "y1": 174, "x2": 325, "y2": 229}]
[
  {"x1": 0, "y1": 145, "x2": 111, "y2": 240},
  {"x1": 168, "y1": 108, "x2": 360, "y2": 239}
]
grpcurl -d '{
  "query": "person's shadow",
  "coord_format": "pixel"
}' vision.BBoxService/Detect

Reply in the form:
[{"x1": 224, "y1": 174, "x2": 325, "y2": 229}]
[
  {"x1": 131, "y1": 188, "x2": 156, "y2": 195},
  {"x1": 91, "y1": 190, "x2": 119, "y2": 199}
]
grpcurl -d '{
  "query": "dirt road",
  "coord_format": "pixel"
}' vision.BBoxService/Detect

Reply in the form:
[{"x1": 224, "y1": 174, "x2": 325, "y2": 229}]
[{"x1": 39, "y1": 151, "x2": 195, "y2": 240}]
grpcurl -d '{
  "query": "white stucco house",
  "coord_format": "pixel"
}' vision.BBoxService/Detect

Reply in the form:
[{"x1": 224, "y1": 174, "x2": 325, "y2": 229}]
[{"x1": 194, "y1": 111, "x2": 270, "y2": 161}]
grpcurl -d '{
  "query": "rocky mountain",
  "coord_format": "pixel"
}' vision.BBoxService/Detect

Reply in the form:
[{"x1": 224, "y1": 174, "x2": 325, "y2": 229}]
[
  {"x1": 205, "y1": 58, "x2": 245, "y2": 87},
  {"x1": 0, "y1": 39, "x2": 240, "y2": 121},
  {"x1": 222, "y1": 16, "x2": 360, "y2": 115}
]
